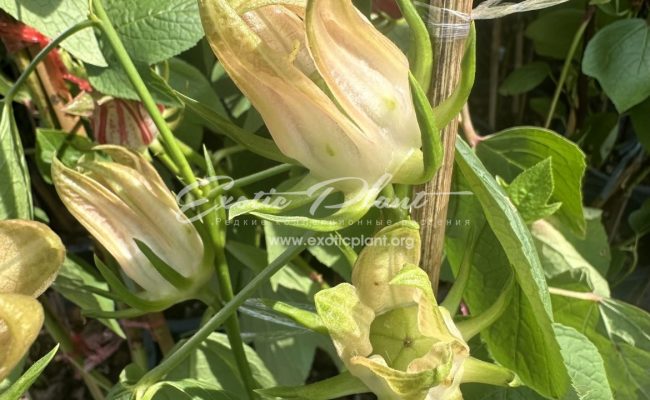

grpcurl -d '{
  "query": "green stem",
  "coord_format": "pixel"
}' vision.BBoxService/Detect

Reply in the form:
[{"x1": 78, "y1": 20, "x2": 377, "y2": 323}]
[
  {"x1": 456, "y1": 274, "x2": 515, "y2": 340},
  {"x1": 13, "y1": 51, "x2": 57, "y2": 129},
  {"x1": 212, "y1": 145, "x2": 245, "y2": 166},
  {"x1": 92, "y1": 2, "x2": 257, "y2": 396},
  {"x1": 135, "y1": 235, "x2": 312, "y2": 391},
  {"x1": 207, "y1": 163, "x2": 294, "y2": 201},
  {"x1": 175, "y1": 139, "x2": 208, "y2": 172},
  {"x1": 548, "y1": 287, "x2": 603, "y2": 302},
  {"x1": 202, "y1": 152, "x2": 257, "y2": 399},
  {"x1": 396, "y1": 0, "x2": 434, "y2": 90},
  {"x1": 42, "y1": 303, "x2": 107, "y2": 400},
  {"x1": 217, "y1": 248, "x2": 257, "y2": 399},
  {"x1": 149, "y1": 140, "x2": 181, "y2": 175},
  {"x1": 441, "y1": 226, "x2": 479, "y2": 314},
  {"x1": 544, "y1": 15, "x2": 591, "y2": 129},
  {"x1": 293, "y1": 255, "x2": 330, "y2": 290},
  {"x1": 6, "y1": 20, "x2": 97, "y2": 103},
  {"x1": 91, "y1": 0, "x2": 198, "y2": 192},
  {"x1": 462, "y1": 357, "x2": 519, "y2": 387},
  {"x1": 380, "y1": 184, "x2": 405, "y2": 222}
]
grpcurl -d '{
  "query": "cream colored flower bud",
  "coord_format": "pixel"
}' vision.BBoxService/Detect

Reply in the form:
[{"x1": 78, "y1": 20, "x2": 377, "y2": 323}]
[
  {"x1": 52, "y1": 146, "x2": 209, "y2": 304},
  {"x1": 0, "y1": 220, "x2": 65, "y2": 381},
  {"x1": 199, "y1": 0, "x2": 421, "y2": 190},
  {"x1": 0, "y1": 220, "x2": 65, "y2": 297},
  {"x1": 0, "y1": 294, "x2": 44, "y2": 381}
]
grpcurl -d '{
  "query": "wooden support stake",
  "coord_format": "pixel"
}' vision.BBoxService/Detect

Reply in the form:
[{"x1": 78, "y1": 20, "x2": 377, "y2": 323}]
[{"x1": 412, "y1": 0, "x2": 473, "y2": 294}]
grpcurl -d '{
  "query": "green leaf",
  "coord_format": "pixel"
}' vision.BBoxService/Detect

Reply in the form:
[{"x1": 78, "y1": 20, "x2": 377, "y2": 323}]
[
  {"x1": 531, "y1": 219, "x2": 610, "y2": 297},
  {"x1": 581, "y1": 113, "x2": 619, "y2": 167},
  {"x1": 499, "y1": 62, "x2": 550, "y2": 96},
  {"x1": 0, "y1": 0, "x2": 106, "y2": 66},
  {"x1": 476, "y1": 127, "x2": 586, "y2": 235},
  {"x1": 35, "y1": 129, "x2": 94, "y2": 184},
  {"x1": 550, "y1": 272, "x2": 650, "y2": 399},
  {"x1": 86, "y1": 53, "x2": 180, "y2": 106},
  {"x1": 0, "y1": 106, "x2": 32, "y2": 220},
  {"x1": 548, "y1": 208, "x2": 611, "y2": 277},
  {"x1": 629, "y1": 199, "x2": 650, "y2": 237},
  {"x1": 583, "y1": 19, "x2": 650, "y2": 112},
  {"x1": 179, "y1": 94, "x2": 290, "y2": 163},
  {"x1": 52, "y1": 257, "x2": 125, "y2": 338},
  {"x1": 526, "y1": 9, "x2": 583, "y2": 59},
  {"x1": 227, "y1": 240, "x2": 327, "y2": 386},
  {"x1": 104, "y1": 0, "x2": 204, "y2": 65},
  {"x1": 142, "y1": 380, "x2": 238, "y2": 400},
  {"x1": 530, "y1": 96, "x2": 567, "y2": 124},
  {"x1": 0, "y1": 345, "x2": 59, "y2": 400},
  {"x1": 503, "y1": 157, "x2": 562, "y2": 223},
  {"x1": 166, "y1": 332, "x2": 276, "y2": 397},
  {"x1": 167, "y1": 58, "x2": 227, "y2": 117},
  {"x1": 553, "y1": 324, "x2": 614, "y2": 400},
  {"x1": 449, "y1": 138, "x2": 570, "y2": 398},
  {"x1": 259, "y1": 371, "x2": 369, "y2": 400},
  {"x1": 629, "y1": 97, "x2": 650, "y2": 153},
  {"x1": 0, "y1": 74, "x2": 29, "y2": 103},
  {"x1": 461, "y1": 384, "x2": 546, "y2": 400}
]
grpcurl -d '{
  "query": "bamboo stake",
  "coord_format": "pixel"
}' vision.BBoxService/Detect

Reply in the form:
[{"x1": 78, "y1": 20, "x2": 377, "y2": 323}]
[{"x1": 412, "y1": 0, "x2": 473, "y2": 294}]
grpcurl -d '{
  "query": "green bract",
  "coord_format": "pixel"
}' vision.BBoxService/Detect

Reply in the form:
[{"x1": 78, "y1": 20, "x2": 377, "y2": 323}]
[{"x1": 315, "y1": 222, "x2": 469, "y2": 400}]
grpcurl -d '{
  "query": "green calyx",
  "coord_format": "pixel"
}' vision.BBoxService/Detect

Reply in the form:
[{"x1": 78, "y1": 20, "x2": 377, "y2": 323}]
[{"x1": 369, "y1": 305, "x2": 435, "y2": 371}]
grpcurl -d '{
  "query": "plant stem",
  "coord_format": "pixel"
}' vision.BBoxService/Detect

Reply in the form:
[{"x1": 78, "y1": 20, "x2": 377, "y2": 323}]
[
  {"x1": 207, "y1": 163, "x2": 294, "y2": 200},
  {"x1": 441, "y1": 225, "x2": 479, "y2": 314},
  {"x1": 380, "y1": 184, "x2": 405, "y2": 222},
  {"x1": 135, "y1": 235, "x2": 312, "y2": 391},
  {"x1": 548, "y1": 287, "x2": 603, "y2": 302},
  {"x1": 460, "y1": 104, "x2": 482, "y2": 147},
  {"x1": 146, "y1": 313, "x2": 176, "y2": 356},
  {"x1": 91, "y1": 2, "x2": 258, "y2": 395},
  {"x1": 6, "y1": 20, "x2": 97, "y2": 102},
  {"x1": 456, "y1": 274, "x2": 515, "y2": 340},
  {"x1": 544, "y1": 13, "x2": 592, "y2": 129},
  {"x1": 149, "y1": 140, "x2": 181, "y2": 175},
  {"x1": 13, "y1": 51, "x2": 57, "y2": 129},
  {"x1": 42, "y1": 302, "x2": 107, "y2": 400},
  {"x1": 91, "y1": 2, "x2": 198, "y2": 192}
]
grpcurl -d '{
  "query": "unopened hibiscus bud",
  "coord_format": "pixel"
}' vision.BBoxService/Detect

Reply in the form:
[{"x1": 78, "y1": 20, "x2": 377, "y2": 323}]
[
  {"x1": 52, "y1": 146, "x2": 211, "y2": 306},
  {"x1": 91, "y1": 98, "x2": 159, "y2": 151},
  {"x1": 315, "y1": 222, "x2": 469, "y2": 400},
  {"x1": 199, "y1": 0, "x2": 421, "y2": 190}
]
